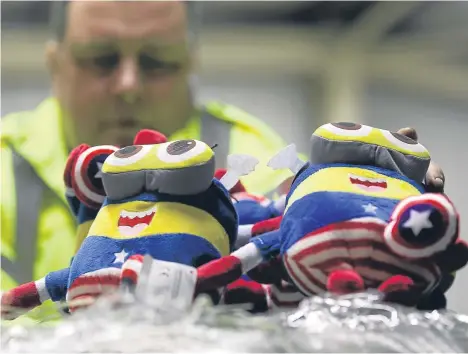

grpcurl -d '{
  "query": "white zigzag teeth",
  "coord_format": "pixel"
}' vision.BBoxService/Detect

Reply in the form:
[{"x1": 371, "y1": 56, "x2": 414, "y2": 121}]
[
  {"x1": 348, "y1": 173, "x2": 386, "y2": 184},
  {"x1": 120, "y1": 206, "x2": 157, "y2": 219}
]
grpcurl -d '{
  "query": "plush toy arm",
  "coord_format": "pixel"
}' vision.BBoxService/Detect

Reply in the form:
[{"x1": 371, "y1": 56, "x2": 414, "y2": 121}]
[
  {"x1": 235, "y1": 216, "x2": 283, "y2": 249},
  {"x1": 196, "y1": 243, "x2": 264, "y2": 294},
  {"x1": 416, "y1": 238, "x2": 468, "y2": 311},
  {"x1": 413, "y1": 238, "x2": 468, "y2": 311},
  {"x1": 197, "y1": 230, "x2": 281, "y2": 294},
  {"x1": 1, "y1": 268, "x2": 70, "y2": 320}
]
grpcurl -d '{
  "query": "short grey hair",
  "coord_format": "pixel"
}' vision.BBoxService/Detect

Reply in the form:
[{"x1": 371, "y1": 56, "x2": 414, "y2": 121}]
[{"x1": 49, "y1": 1, "x2": 201, "y2": 45}]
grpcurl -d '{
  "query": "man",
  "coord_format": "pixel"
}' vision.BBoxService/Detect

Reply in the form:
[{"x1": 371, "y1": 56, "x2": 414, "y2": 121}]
[
  {"x1": 0, "y1": 1, "x2": 294, "y2": 324},
  {"x1": 1, "y1": 1, "x2": 445, "y2": 323}
]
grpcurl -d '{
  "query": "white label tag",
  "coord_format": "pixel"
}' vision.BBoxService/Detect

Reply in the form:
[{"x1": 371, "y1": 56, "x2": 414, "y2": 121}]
[
  {"x1": 220, "y1": 154, "x2": 259, "y2": 191},
  {"x1": 135, "y1": 255, "x2": 197, "y2": 312},
  {"x1": 267, "y1": 144, "x2": 306, "y2": 174}
]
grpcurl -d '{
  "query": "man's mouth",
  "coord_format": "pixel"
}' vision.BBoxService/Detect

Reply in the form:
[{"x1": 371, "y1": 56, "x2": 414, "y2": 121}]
[
  {"x1": 348, "y1": 173, "x2": 387, "y2": 192},
  {"x1": 118, "y1": 206, "x2": 157, "y2": 237}
]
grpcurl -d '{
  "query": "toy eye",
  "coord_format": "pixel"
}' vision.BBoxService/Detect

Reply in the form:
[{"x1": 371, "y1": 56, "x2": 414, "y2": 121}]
[
  {"x1": 379, "y1": 129, "x2": 428, "y2": 153},
  {"x1": 157, "y1": 139, "x2": 207, "y2": 163},
  {"x1": 322, "y1": 122, "x2": 373, "y2": 137},
  {"x1": 105, "y1": 145, "x2": 152, "y2": 166}
]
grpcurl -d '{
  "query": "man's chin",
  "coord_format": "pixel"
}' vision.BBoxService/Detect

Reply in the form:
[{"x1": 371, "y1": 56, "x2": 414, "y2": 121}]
[{"x1": 99, "y1": 129, "x2": 139, "y2": 147}]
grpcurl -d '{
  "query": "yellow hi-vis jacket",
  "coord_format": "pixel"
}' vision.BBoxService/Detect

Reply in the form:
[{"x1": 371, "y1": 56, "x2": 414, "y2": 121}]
[{"x1": 1, "y1": 97, "x2": 295, "y2": 324}]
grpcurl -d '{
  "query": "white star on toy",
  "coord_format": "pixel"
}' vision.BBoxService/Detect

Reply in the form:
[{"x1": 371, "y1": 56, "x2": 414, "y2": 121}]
[
  {"x1": 363, "y1": 203, "x2": 378, "y2": 214},
  {"x1": 113, "y1": 249, "x2": 129, "y2": 264},
  {"x1": 402, "y1": 209, "x2": 433, "y2": 236},
  {"x1": 95, "y1": 162, "x2": 103, "y2": 179}
]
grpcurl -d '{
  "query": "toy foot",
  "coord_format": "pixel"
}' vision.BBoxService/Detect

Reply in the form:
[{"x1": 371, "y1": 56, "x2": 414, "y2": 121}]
[
  {"x1": 327, "y1": 270, "x2": 365, "y2": 295},
  {"x1": 378, "y1": 275, "x2": 414, "y2": 293},
  {"x1": 383, "y1": 193, "x2": 458, "y2": 260},
  {"x1": 378, "y1": 275, "x2": 422, "y2": 307},
  {"x1": 223, "y1": 277, "x2": 269, "y2": 313}
]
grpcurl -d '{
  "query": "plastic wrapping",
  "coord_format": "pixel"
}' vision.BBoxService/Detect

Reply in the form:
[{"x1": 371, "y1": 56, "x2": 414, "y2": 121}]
[{"x1": 2, "y1": 291, "x2": 468, "y2": 353}]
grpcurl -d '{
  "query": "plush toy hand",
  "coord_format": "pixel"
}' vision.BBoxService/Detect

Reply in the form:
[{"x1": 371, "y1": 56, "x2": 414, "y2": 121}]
[
  {"x1": 236, "y1": 216, "x2": 283, "y2": 249},
  {"x1": 1, "y1": 268, "x2": 71, "y2": 320},
  {"x1": 222, "y1": 276, "x2": 269, "y2": 313},
  {"x1": 397, "y1": 127, "x2": 445, "y2": 193},
  {"x1": 132, "y1": 129, "x2": 168, "y2": 145},
  {"x1": 414, "y1": 240, "x2": 468, "y2": 311},
  {"x1": 1, "y1": 282, "x2": 46, "y2": 320}
]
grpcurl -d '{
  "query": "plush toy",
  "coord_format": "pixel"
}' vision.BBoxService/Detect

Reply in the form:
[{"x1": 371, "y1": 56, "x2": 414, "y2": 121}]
[
  {"x1": 214, "y1": 168, "x2": 286, "y2": 249},
  {"x1": 194, "y1": 122, "x2": 468, "y2": 310},
  {"x1": 63, "y1": 129, "x2": 169, "y2": 252},
  {"x1": 1, "y1": 131, "x2": 263, "y2": 319},
  {"x1": 213, "y1": 169, "x2": 286, "y2": 313}
]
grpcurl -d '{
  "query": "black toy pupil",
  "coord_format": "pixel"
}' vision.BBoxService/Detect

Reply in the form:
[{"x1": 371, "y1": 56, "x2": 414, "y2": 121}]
[
  {"x1": 332, "y1": 122, "x2": 361, "y2": 130},
  {"x1": 391, "y1": 132, "x2": 417, "y2": 145},
  {"x1": 115, "y1": 145, "x2": 142, "y2": 158},
  {"x1": 338, "y1": 122, "x2": 356, "y2": 127},
  {"x1": 167, "y1": 140, "x2": 196, "y2": 155},
  {"x1": 121, "y1": 146, "x2": 137, "y2": 154}
]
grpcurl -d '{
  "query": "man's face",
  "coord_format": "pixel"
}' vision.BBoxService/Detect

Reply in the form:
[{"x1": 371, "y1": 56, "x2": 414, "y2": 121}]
[{"x1": 51, "y1": 1, "x2": 193, "y2": 147}]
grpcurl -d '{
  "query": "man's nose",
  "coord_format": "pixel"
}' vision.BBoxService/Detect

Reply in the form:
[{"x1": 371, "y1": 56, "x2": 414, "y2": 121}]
[{"x1": 113, "y1": 58, "x2": 142, "y2": 104}]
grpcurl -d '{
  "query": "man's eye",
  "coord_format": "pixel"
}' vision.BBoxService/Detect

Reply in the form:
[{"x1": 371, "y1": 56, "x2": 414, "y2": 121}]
[
  {"x1": 139, "y1": 54, "x2": 180, "y2": 73},
  {"x1": 92, "y1": 54, "x2": 120, "y2": 69}
]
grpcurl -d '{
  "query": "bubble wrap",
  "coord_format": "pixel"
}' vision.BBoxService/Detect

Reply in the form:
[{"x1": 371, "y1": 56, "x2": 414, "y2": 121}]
[{"x1": 2, "y1": 291, "x2": 467, "y2": 353}]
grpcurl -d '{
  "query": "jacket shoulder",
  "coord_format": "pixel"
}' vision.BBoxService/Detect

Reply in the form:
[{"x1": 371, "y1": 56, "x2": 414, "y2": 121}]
[
  {"x1": 1, "y1": 98, "x2": 59, "y2": 147},
  {"x1": 204, "y1": 101, "x2": 286, "y2": 149}
]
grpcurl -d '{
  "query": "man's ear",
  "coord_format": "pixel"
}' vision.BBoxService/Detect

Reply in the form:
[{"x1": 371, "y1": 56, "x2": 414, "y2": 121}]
[{"x1": 45, "y1": 40, "x2": 60, "y2": 78}]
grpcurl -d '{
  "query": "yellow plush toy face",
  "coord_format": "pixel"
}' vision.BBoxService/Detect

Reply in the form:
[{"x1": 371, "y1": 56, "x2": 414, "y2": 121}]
[
  {"x1": 314, "y1": 123, "x2": 429, "y2": 158},
  {"x1": 87, "y1": 199, "x2": 230, "y2": 256},
  {"x1": 102, "y1": 139, "x2": 214, "y2": 174},
  {"x1": 285, "y1": 166, "x2": 422, "y2": 213}
]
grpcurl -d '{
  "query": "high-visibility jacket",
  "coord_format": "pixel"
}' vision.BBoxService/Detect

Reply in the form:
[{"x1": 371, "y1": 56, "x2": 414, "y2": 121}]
[{"x1": 1, "y1": 97, "x2": 295, "y2": 324}]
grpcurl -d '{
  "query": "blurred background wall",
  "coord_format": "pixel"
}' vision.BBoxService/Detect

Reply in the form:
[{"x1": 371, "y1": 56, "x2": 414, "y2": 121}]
[{"x1": 2, "y1": 1, "x2": 468, "y2": 312}]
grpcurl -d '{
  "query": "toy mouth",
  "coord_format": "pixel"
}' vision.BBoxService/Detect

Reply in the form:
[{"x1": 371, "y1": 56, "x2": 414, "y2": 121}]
[
  {"x1": 348, "y1": 174, "x2": 387, "y2": 192},
  {"x1": 118, "y1": 206, "x2": 157, "y2": 237}
]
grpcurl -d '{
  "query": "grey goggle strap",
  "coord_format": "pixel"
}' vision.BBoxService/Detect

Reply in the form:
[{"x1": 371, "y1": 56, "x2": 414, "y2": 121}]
[{"x1": 101, "y1": 158, "x2": 216, "y2": 201}]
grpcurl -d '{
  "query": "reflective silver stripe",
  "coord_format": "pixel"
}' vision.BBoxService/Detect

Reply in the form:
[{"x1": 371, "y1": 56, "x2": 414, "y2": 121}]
[
  {"x1": 1, "y1": 149, "x2": 43, "y2": 285},
  {"x1": 200, "y1": 108, "x2": 231, "y2": 169}
]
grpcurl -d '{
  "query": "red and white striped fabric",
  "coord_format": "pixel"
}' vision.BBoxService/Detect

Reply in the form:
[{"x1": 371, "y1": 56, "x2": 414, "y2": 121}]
[
  {"x1": 120, "y1": 254, "x2": 145, "y2": 286},
  {"x1": 66, "y1": 255, "x2": 145, "y2": 313},
  {"x1": 66, "y1": 267, "x2": 122, "y2": 313},
  {"x1": 267, "y1": 281, "x2": 305, "y2": 309},
  {"x1": 1, "y1": 278, "x2": 50, "y2": 320},
  {"x1": 283, "y1": 217, "x2": 441, "y2": 298}
]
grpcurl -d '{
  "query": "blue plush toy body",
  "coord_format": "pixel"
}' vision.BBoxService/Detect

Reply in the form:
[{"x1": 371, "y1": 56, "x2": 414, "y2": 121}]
[
  {"x1": 233, "y1": 192, "x2": 283, "y2": 225},
  {"x1": 252, "y1": 163, "x2": 432, "y2": 296},
  {"x1": 2, "y1": 138, "x2": 238, "y2": 317},
  {"x1": 195, "y1": 122, "x2": 467, "y2": 309},
  {"x1": 64, "y1": 180, "x2": 236, "y2": 307}
]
